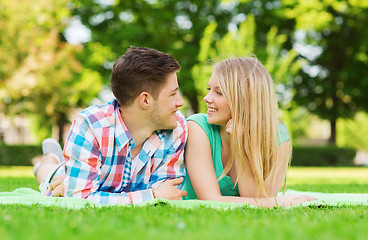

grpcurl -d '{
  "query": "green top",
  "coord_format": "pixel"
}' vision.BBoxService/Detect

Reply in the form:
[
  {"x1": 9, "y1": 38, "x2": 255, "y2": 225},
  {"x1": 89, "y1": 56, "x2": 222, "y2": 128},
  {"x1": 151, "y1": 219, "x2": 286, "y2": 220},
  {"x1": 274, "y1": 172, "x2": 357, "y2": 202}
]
[{"x1": 183, "y1": 113, "x2": 291, "y2": 200}]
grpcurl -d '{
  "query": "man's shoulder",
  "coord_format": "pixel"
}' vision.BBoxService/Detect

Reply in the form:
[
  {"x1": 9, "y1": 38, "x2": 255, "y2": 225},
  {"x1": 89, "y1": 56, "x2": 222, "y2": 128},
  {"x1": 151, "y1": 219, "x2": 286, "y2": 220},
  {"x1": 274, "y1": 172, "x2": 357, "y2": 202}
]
[
  {"x1": 80, "y1": 99, "x2": 116, "y2": 116},
  {"x1": 78, "y1": 99, "x2": 118, "y2": 127}
]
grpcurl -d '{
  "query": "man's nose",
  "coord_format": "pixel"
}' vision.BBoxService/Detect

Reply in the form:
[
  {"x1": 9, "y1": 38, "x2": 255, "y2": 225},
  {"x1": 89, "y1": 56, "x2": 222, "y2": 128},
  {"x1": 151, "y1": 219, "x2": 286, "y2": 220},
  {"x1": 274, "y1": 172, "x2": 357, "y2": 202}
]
[{"x1": 177, "y1": 93, "x2": 184, "y2": 107}]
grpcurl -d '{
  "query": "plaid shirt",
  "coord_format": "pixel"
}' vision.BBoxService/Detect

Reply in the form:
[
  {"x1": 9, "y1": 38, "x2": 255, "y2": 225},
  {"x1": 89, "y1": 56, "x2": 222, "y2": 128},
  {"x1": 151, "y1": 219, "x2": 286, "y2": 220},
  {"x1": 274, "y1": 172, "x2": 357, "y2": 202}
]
[{"x1": 55, "y1": 99, "x2": 187, "y2": 205}]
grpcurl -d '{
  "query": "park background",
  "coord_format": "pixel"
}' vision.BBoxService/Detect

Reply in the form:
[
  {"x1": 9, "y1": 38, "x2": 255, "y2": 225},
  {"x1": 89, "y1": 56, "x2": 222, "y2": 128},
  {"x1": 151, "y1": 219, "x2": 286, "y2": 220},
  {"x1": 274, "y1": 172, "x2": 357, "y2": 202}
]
[
  {"x1": 1, "y1": 1, "x2": 368, "y2": 240},
  {"x1": 1, "y1": 0, "x2": 368, "y2": 166}
]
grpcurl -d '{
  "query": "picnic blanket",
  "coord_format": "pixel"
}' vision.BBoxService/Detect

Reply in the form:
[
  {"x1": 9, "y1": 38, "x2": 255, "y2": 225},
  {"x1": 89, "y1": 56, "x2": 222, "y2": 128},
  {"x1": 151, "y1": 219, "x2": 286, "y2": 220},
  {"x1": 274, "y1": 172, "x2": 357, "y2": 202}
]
[{"x1": 1, "y1": 188, "x2": 367, "y2": 210}]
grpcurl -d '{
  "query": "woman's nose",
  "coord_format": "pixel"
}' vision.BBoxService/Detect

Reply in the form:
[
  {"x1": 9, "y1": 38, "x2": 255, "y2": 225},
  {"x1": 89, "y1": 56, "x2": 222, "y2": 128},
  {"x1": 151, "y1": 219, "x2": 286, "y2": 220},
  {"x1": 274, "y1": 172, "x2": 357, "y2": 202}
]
[{"x1": 203, "y1": 93, "x2": 212, "y2": 103}]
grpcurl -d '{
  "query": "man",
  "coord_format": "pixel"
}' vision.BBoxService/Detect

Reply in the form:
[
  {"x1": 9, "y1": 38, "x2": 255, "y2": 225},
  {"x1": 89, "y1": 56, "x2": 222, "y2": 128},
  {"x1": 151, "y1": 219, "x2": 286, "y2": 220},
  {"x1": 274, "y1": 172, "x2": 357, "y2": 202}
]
[{"x1": 34, "y1": 46, "x2": 187, "y2": 205}]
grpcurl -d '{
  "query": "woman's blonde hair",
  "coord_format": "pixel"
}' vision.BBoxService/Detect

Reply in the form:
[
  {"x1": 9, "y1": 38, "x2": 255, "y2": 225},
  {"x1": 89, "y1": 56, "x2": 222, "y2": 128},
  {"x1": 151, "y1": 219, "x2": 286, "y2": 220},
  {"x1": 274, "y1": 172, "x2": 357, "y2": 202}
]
[{"x1": 214, "y1": 57, "x2": 290, "y2": 197}]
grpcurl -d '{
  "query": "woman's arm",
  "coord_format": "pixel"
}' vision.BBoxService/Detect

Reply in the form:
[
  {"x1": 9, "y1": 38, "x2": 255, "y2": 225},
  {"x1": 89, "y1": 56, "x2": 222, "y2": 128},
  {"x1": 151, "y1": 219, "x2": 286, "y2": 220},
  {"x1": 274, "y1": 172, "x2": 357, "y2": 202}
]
[
  {"x1": 210, "y1": 194, "x2": 315, "y2": 208},
  {"x1": 185, "y1": 121, "x2": 315, "y2": 207},
  {"x1": 236, "y1": 140, "x2": 291, "y2": 198},
  {"x1": 185, "y1": 121, "x2": 224, "y2": 200}
]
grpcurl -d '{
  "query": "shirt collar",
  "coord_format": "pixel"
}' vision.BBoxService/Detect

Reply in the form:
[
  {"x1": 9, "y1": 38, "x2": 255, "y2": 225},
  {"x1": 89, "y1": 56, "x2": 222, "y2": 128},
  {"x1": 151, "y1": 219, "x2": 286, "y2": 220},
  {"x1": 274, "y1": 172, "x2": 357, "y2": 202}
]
[
  {"x1": 108, "y1": 99, "x2": 133, "y2": 153},
  {"x1": 140, "y1": 129, "x2": 167, "y2": 157},
  {"x1": 109, "y1": 99, "x2": 167, "y2": 155}
]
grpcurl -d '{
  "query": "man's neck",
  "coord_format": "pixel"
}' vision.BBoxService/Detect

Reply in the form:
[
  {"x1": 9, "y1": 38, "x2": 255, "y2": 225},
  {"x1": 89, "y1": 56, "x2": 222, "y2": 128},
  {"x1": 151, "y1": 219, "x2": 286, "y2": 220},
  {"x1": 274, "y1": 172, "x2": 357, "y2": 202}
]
[{"x1": 119, "y1": 106, "x2": 154, "y2": 147}]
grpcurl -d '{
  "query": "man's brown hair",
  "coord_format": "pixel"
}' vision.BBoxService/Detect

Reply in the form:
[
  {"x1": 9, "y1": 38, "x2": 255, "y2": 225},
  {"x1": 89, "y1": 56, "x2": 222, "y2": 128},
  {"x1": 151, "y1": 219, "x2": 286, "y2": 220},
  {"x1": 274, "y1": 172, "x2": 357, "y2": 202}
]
[{"x1": 110, "y1": 46, "x2": 181, "y2": 106}]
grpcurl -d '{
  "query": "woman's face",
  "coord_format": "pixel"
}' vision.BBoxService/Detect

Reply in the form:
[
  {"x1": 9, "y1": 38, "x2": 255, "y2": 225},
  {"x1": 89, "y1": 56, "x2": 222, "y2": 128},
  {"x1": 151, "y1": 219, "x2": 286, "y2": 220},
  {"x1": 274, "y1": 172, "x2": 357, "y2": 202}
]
[{"x1": 203, "y1": 73, "x2": 231, "y2": 126}]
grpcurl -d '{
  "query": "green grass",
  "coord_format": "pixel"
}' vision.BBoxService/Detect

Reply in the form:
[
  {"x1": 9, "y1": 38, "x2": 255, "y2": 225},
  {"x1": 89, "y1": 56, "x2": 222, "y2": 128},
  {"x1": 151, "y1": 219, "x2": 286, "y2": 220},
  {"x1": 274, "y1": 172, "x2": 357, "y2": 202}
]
[{"x1": 1, "y1": 166, "x2": 368, "y2": 240}]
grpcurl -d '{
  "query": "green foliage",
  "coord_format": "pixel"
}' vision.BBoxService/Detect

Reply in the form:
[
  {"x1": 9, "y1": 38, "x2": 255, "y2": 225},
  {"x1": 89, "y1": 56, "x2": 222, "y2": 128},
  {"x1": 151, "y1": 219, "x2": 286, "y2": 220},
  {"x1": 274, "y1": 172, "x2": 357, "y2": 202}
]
[
  {"x1": 279, "y1": 106, "x2": 310, "y2": 141},
  {"x1": 337, "y1": 112, "x2": 368, "y2": 151},
  {"x1": 0, "y1": 0, "x2": 70, "y2": 84},
  {"x1": 0, "y1": 0, "x2": 104, "y2": 143},
  {"x1": 0, "y1": 145, "x2": 41, "y2": 166},
  {"x1": 69, "y1": 0, "x2": 303, "y2": 112},
  {"x1": 193, "y1": 15, "x2": 304, "y2": 112},
  {"x1": 292, "y1": 145, "x2": 356, "y2": 166},
  {"x1": 287, "y1": 0, "x2": 368, "y2": 143},
  {"x1": 70, "y1": 0, "x2": 243, "y2": 111}
]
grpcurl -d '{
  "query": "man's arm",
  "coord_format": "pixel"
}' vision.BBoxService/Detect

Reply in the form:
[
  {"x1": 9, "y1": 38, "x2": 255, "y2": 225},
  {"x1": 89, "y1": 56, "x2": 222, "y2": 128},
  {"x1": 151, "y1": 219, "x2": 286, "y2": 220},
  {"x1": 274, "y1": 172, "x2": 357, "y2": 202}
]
[
  {"x1": 62, "y1": 112, "x2": 186, "y2": 204},
  {"x1": 62, "y1": 114, "x2": 151, "y2": 204}
]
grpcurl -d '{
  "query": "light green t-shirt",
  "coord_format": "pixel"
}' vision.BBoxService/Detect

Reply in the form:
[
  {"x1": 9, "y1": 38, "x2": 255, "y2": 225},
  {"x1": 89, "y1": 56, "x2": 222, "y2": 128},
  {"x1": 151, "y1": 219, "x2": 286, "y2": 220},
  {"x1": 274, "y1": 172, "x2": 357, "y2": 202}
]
[{"x1": 183, "y1": 113, "x2": 290, "y2": 200}]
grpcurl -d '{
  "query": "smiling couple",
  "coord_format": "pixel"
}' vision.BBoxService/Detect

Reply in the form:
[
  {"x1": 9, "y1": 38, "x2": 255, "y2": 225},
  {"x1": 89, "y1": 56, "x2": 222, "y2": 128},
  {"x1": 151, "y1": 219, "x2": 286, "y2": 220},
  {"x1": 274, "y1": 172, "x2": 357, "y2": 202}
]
[{"x1": 33, "y1": 46, "x2": 315, "y2": 207}]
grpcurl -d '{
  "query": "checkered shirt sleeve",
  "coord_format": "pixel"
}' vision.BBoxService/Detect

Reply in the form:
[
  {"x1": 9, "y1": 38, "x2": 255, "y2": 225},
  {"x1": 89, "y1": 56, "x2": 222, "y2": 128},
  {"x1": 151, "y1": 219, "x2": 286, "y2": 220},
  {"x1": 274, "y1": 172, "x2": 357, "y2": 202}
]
[{"x1": 63, "y1": 106, "x2": 187, "y2": 205}]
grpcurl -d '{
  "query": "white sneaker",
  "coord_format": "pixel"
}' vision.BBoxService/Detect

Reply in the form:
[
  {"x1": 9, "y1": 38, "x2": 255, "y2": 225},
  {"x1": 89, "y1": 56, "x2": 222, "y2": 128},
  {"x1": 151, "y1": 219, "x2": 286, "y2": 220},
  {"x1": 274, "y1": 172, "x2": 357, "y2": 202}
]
[{"x1": 42, "y1": 138, "x2": 64, "y2": 163}]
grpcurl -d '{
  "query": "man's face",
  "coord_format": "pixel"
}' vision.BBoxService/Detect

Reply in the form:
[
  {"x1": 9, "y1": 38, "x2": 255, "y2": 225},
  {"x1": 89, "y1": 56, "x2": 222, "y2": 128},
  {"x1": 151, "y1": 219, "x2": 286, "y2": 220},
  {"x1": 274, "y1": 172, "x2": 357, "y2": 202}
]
[{"x1": 151, "y1": 72, "x2": 184, "y2": 130}]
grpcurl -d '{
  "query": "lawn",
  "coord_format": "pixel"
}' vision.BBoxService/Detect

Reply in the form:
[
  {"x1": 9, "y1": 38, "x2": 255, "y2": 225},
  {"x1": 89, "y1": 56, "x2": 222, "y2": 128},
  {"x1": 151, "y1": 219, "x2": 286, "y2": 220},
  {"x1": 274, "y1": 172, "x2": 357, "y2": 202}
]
[{"x1": 1, "y1": 166, "x2": 368, "y2": 240}]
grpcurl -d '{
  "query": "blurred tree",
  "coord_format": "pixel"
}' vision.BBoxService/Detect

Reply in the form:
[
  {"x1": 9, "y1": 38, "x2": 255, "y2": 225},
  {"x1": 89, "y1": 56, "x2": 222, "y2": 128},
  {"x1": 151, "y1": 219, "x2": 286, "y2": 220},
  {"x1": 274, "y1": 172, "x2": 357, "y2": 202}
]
[
  {"x1": 337, "y1": 111, "x2": 368, "y2": 151},
  {"x1": 285, "y1": 0, "x2": 368, "y2": 143},
  {"x1": 0, "y1": 0, "x2": 103, "y2": 143},
  {"x1": 0, "y1": 0, "x2": 68, "y2": 84},
  {"x1": 192, "y1": 15, "x2": 304, "y2": 112},
  {"x1": 69, "y1": 0, "x2": 298, "y2": 113}
]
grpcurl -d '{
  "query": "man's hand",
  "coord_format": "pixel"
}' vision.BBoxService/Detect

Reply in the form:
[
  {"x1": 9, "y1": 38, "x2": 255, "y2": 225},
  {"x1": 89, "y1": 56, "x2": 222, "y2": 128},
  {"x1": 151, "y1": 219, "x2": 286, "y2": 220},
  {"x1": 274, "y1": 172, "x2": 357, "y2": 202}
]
[
  {"x1": 50, "y1": 174, "x2": 65, "y2": 197},
  {"x1": 153, "y1": 177, "x2": 187, "y2": 200}
]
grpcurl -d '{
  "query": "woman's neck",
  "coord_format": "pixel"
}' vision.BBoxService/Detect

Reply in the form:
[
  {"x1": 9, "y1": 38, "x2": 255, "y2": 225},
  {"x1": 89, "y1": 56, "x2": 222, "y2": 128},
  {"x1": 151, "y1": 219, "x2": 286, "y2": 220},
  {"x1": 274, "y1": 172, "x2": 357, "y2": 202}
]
[{"x1": 219, "y1": 125, "x2": 231, "y2": 145}]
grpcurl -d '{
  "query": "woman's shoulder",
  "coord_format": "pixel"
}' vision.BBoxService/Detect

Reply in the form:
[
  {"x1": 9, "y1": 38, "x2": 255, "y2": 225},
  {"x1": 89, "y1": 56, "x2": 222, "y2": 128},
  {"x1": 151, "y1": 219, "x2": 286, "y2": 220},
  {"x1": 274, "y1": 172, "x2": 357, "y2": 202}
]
[
  {"x1": 187, "y1": 113, "x2": 210, "y2": 128},
  {"x1": 187, "y1": 113, "x2": 219, "y2": 138},
  {"x1": 277, "y1": 121, "x2": 291, "y2": 145},
  {"x1": 187, "y1": 113, "x2": 208, "y2": 122}
]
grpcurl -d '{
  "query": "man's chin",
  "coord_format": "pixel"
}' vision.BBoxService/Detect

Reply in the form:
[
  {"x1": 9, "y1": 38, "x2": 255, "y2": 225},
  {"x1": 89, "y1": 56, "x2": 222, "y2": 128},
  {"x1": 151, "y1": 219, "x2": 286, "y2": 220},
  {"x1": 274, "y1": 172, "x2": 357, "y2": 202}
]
[
  {"x1": 166, "y1": 123, "x2": 177, "y2": 130},
  {"x1": 163, "y1": 120, "x2": 178, "y2": 130}
]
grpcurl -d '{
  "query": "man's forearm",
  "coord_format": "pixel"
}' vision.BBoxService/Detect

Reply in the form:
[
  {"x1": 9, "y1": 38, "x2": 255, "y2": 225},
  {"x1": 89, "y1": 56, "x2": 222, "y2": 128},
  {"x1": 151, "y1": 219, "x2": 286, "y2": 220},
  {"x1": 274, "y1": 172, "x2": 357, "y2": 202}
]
[{"x1": 84, "y1": 189, "x2": 155, "y2": 205}]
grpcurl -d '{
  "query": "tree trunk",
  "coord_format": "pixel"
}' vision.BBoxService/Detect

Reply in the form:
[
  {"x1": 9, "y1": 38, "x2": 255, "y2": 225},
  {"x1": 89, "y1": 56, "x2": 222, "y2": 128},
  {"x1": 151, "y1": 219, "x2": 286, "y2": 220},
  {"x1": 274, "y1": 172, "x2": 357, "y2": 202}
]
[
  {"x1": 329, "y1": 119, "x2": 336, "y2": 144},
  {"x1": 189, "y1": 95, "x2": 199, "y2": 114},
  {"x1": 57, "y1": 117, "x2": 66, "y2": 145}
]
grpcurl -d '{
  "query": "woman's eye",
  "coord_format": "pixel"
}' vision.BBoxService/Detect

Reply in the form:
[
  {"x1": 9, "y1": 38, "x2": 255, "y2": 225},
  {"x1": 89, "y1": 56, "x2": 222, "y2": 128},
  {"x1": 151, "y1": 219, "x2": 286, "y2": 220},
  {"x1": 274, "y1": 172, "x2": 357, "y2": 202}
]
[
  {"x1": 206, "y1": 87, "x2": 211, "y2": 91},
  {"x1": 216, "y1": 91, "x2": 223, "y2": 96}
]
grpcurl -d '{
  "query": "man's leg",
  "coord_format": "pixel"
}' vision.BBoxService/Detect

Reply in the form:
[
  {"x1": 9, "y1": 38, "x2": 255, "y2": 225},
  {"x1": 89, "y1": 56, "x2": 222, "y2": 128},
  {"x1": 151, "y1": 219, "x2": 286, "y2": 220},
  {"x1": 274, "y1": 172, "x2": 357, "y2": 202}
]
[
  {"x1": 33, "y1": 138, "x2": 64, "y2": 184},
  {"x1": 41, "y1": 138, "x2": 64, "y2": 162},
  {"x1": 34, "y1": 155, "x2": 60, "y2": 184}
]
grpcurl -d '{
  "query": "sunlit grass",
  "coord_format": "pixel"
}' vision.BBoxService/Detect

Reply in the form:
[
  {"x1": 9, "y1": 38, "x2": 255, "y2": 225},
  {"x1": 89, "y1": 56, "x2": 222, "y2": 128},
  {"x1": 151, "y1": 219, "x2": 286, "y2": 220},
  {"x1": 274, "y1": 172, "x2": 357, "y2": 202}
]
[
  {"x1": 288, "y1": 166, "x2": 368, "y2": 185},
  {"x1": 1, "y1": 166, "x2": 368, "y2": 240},
  {"x1": 1, "y1": 166, "x2": 368, "y2": 191},
  {"x1": 0, "y1": 167, "x2": 37, "y2": 192},
  {"x1": 2, "y1": 165, "x2": 368, "y2": 183},
  {"x1": 0, "y1": 166, "x2": 34, "y2": 178}
]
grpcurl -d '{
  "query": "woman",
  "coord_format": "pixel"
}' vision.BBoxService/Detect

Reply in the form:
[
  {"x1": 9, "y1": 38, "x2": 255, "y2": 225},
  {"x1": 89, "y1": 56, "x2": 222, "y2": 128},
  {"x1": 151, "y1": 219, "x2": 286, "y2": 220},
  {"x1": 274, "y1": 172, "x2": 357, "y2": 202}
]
[{"x1": 183, "y1": 57, "x2": 314, "y2": 207}]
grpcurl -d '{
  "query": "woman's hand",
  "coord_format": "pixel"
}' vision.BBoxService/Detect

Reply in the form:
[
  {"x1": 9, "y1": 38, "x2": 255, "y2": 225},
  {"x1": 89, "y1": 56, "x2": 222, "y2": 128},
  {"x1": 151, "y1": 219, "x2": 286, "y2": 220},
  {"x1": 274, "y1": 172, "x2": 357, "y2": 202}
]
[{"x1": 272, "y1": 194, "x2": 317, "y2": 207}]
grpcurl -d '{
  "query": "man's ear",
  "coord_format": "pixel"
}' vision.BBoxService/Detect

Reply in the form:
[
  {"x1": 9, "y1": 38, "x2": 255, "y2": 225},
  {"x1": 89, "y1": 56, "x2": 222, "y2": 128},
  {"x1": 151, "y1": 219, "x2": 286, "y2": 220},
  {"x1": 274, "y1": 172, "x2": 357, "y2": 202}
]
[{"x1": 138, "y1": 92, "x2": 151, "y2": 109}]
